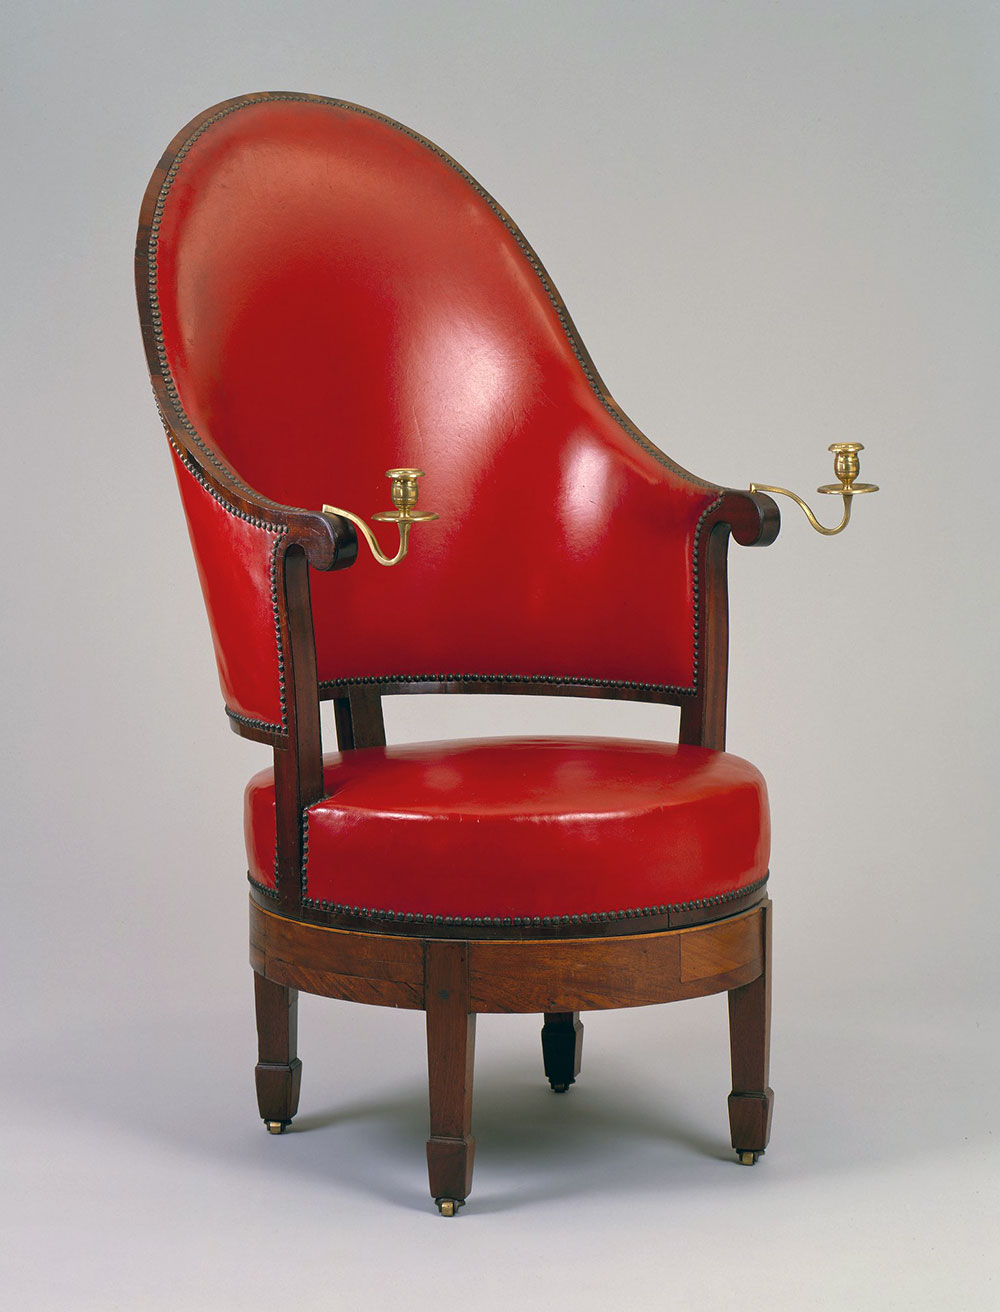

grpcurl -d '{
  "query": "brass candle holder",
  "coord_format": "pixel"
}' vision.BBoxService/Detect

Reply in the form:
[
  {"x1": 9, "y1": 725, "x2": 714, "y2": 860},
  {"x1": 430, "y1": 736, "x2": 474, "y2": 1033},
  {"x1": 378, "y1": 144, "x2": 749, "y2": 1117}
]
[
  {"x1": 323, "y1": 468, "x2": 438, "y2": 566},
  {"x1": 751, "y1": 443, "x2": 878, "y2": 536}
]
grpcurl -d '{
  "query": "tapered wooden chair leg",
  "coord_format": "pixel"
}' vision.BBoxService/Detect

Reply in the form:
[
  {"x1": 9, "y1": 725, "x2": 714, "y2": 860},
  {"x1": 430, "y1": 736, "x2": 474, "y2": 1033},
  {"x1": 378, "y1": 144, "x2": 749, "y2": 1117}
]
[
  {"x1": 425, "y1": 941, "x2": 476, "y2": 1214},
  {"x1": 541, "y1": 1012, "x2": 584, "y2": 1092},
  {"x1": 727, "y1": 899, "x2": 773, "y2": 1162},
  {"x1": 253, "y1": 971, "x2": 302, "y2": 1133}
]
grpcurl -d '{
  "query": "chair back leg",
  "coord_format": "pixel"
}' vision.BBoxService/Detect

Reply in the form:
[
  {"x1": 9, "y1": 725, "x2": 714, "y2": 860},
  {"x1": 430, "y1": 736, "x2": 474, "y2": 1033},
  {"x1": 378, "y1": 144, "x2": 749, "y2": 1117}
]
[{"x1": 541, "y1": 1012, "x2": 584, "y2": 1092}]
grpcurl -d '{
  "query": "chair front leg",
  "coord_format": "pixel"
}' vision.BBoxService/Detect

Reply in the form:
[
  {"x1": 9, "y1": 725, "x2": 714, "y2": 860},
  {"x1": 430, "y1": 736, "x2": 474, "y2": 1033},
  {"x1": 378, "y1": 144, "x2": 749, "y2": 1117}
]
[
  {"x1": 253, "y1": 971, "x2": 302, "y2": 1134},
  {"x1": 424, "y1": 940, "x2": 476, "y2": 1215},
  {"x1": 541, "y1": 1012, "x2": 584, "y2": 1092},
  {"x1": 727, "y1": 899, "x2": 773, "y2": 1163}
]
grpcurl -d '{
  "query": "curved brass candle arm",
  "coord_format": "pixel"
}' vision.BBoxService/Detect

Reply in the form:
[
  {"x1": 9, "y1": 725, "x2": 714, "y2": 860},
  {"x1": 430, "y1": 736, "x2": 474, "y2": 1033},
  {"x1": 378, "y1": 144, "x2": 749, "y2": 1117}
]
[
  {"x1": 749, "y1": 482, "x2": 854, "y2": 536},
  {"x1": 321, "y1": 505, "x2": 414, "y2": 566},
  {"x1": 750, "y1": 443, "x2": 877, "y2": 537},
  {"x1": 323, "y1": 468, "x2": 438, "y2": 567}
]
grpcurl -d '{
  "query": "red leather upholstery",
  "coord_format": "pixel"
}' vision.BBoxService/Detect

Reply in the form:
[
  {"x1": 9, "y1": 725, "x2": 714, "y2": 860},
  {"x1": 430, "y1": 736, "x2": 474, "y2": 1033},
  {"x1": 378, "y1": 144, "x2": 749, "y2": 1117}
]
[
  {"x1": 245, "y1": 738, "x2": 769, "y2": 922},
  {"x1": 149, "y1": 96, "x2": 720, "y2": 724},
  {"x1": 170, "y1": 446, "x2": 287, "y2": 730}
]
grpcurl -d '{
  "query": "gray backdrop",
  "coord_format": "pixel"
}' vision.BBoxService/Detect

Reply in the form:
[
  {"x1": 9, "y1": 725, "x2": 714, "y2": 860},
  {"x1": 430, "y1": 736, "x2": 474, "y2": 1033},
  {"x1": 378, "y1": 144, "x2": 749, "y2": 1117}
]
[{"x1": 3, "y1": 2, "x2": 997, "y2": 1308}]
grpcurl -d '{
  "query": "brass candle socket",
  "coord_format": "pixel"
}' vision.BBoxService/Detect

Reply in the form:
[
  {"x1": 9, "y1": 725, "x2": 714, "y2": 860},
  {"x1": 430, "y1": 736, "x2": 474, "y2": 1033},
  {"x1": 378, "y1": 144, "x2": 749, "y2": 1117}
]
[
  {"x1": 750, "y1": 443, "x2": 878, "y2": 536},
  {"x1": 323, "y1": 468, "x2": 438, "y2": 566}
]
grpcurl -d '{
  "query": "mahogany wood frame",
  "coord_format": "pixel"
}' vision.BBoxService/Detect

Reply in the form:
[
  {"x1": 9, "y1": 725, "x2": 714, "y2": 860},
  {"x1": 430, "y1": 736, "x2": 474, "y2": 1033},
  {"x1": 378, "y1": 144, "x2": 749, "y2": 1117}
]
[{"x1": 137, "y1": 93, "x2": 781, "y2": 1212}]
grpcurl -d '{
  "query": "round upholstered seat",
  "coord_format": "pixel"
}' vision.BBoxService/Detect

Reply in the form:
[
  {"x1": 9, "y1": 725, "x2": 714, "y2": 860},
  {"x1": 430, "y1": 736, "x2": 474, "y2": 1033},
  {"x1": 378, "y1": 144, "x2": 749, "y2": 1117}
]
[{"x1": 245, "y1": 737, "x2": 769, "y2": 926}]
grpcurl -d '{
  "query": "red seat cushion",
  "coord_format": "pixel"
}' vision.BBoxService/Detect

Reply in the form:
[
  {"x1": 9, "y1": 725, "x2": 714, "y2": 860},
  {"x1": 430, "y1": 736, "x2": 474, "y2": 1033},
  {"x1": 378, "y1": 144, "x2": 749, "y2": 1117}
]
[{"x1": 245, "y1": 737, "x2": 769, "y2": 925}]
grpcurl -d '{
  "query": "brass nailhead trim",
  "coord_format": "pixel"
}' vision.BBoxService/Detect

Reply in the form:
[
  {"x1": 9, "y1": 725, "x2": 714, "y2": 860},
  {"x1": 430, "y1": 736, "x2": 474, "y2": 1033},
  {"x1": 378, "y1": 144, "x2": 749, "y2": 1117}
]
[
  {"x1": 226, "y1": 708, "x2": 284, "y2": 735},
  {"x1": 320, "y1": 673, "x2": 693, "y2": 695},
  {"x1": 290, "y1": 874, "x2": 769, "y2": 927}
]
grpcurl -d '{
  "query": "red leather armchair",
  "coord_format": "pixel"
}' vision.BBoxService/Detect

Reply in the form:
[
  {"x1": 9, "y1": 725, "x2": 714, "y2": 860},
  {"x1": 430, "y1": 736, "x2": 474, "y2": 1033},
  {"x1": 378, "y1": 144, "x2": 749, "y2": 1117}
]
[{"x1": 137, "y1": 92, "x2": 780, "y2": 1215}]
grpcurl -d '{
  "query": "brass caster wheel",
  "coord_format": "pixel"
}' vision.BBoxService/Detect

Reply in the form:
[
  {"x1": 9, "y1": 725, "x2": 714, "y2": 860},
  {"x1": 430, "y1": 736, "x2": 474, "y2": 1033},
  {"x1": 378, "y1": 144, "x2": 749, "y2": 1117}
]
[
  {"x1": 550, "y1": 1083, "x2": 570, "y2": 1094},
  {"x1": 435, "y1": 1198, "x2": 464, "y2": 1217},
  {"x1": 265, "y1": 1120, "x2": 288, "y2": 1135},
  {"x1": 737, "y1": 1149, "x2": 762, "y2": 1165}
]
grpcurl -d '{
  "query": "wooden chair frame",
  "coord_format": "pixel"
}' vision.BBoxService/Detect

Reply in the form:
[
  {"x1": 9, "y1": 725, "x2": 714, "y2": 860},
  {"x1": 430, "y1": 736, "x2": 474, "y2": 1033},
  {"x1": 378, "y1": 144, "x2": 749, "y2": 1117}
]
[{"x1": 136, "y1": 93, "x2": 781, "y2": 1213}]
